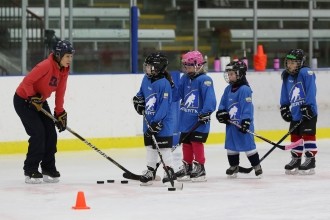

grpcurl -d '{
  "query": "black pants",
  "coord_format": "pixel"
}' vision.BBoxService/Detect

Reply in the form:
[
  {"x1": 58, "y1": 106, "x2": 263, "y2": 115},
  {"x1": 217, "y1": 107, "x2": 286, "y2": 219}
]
[{"x1": 13, "y1": 93, "x2": 58, "y2": 173}]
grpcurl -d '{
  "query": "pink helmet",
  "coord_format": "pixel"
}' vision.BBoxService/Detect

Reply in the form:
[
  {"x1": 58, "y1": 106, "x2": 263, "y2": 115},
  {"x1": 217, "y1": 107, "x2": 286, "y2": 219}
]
[{"x1": 182, "y1": 51, "x2": 205, "y2": 66}]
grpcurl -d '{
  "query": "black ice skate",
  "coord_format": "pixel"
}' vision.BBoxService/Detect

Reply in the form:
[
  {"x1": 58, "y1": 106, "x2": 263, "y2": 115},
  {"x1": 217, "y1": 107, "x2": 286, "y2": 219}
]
[
  {"x1": 190, "y1": 161, "x2": 206, "y2": 182},
  {"x1": 226, "y1": 166, "x2": 239, "y2": 178},
  {"x1": 162, "y1": 166, "x2": 177, "y2": 185},
  {"x1": 298, "y1": 151, "x2": 316, "y2": 175},
  {"x1": 140, "y1": 166, "x2": 156, "y2": 186},
  {"x1": 175, "y1": 160, "x2": 192, "y2": 182},
  {"x1": 25, "y1": 170, "x2": 43, "y2": 184},
  {"x1": 253, "y1": 164, "x2": 263, "y2": 178},
  {"x1": 285, "y1": 151, "x2": 301, "y2": 175},
  {"x1": 42, "y1": 170, "x2": 60, "y2": 183}
]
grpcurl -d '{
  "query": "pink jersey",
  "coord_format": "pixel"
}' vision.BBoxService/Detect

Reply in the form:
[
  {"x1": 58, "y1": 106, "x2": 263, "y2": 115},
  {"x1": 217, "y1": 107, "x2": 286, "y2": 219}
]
[{"x1": 16, "y1": 53, "x2": 69, "y2": 114}]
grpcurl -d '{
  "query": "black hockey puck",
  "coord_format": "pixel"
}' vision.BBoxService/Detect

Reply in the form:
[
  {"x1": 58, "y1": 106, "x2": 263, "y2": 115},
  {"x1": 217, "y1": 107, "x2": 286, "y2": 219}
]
[
  {"x1": 121, "y1": 180, "x2": 128, "y2": 184},
  {"x1": 107, "y1": 179, "x2": 115, "y2": 183},
  {"x1": 97, "y1": 181, "x2": 104, "y2": 184},
  {"x1": 168, "y1": 187, "x2": 176, "y2": 191}
]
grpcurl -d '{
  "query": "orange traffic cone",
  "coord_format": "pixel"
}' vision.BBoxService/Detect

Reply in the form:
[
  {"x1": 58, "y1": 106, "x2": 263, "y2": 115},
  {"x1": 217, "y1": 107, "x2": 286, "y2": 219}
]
[
  {"x1": 72, "y1": 191, "x2": 90, "y2": 209},
  {"x1": 254, "y1": 45, "x2": 267, "y2": 71}
]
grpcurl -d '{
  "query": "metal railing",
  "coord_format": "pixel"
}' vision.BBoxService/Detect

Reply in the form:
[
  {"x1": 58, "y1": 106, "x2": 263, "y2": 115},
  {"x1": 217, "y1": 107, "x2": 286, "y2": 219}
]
[{"x1": 0, "y1": 0, "x2": 44, "y2": 75}]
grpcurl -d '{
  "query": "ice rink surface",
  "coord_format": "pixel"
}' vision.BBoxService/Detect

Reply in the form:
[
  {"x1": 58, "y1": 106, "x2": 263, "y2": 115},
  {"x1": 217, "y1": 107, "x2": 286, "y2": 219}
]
[{"x1": 1, "y1": 139, "x2": 330, "y2": 220}]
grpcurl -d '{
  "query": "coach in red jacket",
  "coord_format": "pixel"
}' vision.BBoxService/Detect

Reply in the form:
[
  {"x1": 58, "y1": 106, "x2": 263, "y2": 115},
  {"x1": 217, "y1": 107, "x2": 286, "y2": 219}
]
[{"x1": 13, "y1": 40, "x2": 74, "y2": 184}]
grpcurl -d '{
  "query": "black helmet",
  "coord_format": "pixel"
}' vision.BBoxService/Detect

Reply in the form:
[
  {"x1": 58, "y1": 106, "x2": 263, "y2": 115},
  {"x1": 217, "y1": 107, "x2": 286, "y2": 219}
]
[
  {"x1": 53, "y1": 40, "x2": 75, "y2": 62},
  {"x1": 224, "y1": 60, "x2": 247, "y2": 85},
  {"x1": 143, "y1": 52, "x2": 168, "y2": 78},
  {"x1": 285, "y1": 49, "x2": 306, "y2": 74}
]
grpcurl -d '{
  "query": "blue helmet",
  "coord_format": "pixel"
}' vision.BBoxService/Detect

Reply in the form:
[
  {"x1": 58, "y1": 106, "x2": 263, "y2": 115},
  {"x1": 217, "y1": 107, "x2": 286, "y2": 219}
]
[{"x1": 53, "y1": 40, "x2": 75, "y2": 61}]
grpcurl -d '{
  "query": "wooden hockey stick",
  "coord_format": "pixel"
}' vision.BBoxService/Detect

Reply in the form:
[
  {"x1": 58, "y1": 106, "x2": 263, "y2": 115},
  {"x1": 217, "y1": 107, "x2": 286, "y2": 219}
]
[
  {"x1": 40, "y1": 108, "x2": 141, "y2": 180},
  {"x1": 236, "y1": 119, "x2": 304, "y2": 174}
]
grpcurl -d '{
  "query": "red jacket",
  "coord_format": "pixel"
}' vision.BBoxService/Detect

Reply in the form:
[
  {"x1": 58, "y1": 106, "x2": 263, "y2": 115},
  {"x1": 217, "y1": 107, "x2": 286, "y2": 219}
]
[{"x1": 16, "y1": 53, "x2": 69, "y2": 114}]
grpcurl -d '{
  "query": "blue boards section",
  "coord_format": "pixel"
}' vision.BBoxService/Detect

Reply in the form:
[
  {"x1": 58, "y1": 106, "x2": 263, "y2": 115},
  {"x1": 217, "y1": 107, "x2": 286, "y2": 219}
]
[
  {"x1": 171, "y1": 70, "x2": 181, "y2": 146},
  {"x1": 130, "y1": 6, "x2": 138, "y2": 73}
]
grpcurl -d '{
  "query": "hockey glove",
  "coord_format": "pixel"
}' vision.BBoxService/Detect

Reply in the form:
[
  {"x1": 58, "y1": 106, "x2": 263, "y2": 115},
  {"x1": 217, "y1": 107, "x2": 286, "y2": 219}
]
[
  {"x1": 133, "y1": 96, "x2": 145, "y2": 115},
  {"x1": 145, "y1": 122, "x2": 163, "y2": 137},
  {"x1": 198, "y1": 112, "x2": 211, "y2": 124},
  {"x1": 54, "y1": 110, "x2": 67, "y2": 132},
  {"x1": 239, "y1": 119, "x2": 251, "y2": 134},
  {"x1": 300, "y1": 105, "x2": 314, "y2": 120},
  {"x1": 280, "y1": 105, "x2": 292, "y2": 122},
  {"x1": 216, "y1": 110, "x2": 230, "y2": 124},
  {"x1": 28, "y1": 94, "x2": 43, "y2": 111}
]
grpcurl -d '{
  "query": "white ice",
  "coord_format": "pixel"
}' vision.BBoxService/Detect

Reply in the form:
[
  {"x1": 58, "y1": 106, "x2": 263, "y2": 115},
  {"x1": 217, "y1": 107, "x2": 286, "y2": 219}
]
[{"x1": 1, "y1": 140, "x2": 330, "y2": 220}]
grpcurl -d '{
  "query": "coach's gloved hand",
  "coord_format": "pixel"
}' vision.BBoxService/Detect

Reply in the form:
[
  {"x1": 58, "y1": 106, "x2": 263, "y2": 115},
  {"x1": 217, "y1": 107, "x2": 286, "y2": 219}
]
[
  {"x1": 28, "y1": 94, "x2": 43, "y2": 111},
  {"x1": 145, "y1": 122, "x2": 163, "y2": 137},
  {"x1": 216, "y1": 110, "x2": 230, "y2": 124},
  {"x1": 280, "y1": 105, "x2": 292, "y2": 122},
  {"x1": 239, "y1": 119, "x2": 251, "y2": 134},
  {"x1": 198, "y1": 112, "x2": 211, "y2": 124},
  {"x1": 133, "y1": 96, "x2": 145, "y2": 115},
  {"x1": 300, "y1": 105, "x2": 314, "y2": 120},
  {"x1": 54, "y1": 110, "x2": 67, "y2": 132}
]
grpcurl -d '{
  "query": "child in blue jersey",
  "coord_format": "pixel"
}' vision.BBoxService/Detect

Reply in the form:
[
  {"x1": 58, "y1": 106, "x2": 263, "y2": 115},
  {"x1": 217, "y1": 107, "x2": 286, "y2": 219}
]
[
  {"x1": 132, "y1": 52, "x2": 176, "y2": 185},
  {"x1": 173, "y1": 51, "x2": 216, "y2": 182},
  {"x1": 216, "y1": 60, "x2": 263, "y2": 178},
  {"x1": 280, "y1": 49, "x2": 318, "y2": 175}
]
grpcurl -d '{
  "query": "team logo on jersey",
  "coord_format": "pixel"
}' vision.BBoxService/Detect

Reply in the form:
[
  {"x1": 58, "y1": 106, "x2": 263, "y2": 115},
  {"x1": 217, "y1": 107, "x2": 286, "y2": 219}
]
[
  {"x1": 145, "y1": 94, "x2": 157, "y2": 113},
  {"x1": 163, "y1": 92, "x2": 169, "y2": 99},
  {"x1": 204, "y1": 80, "x2": 212, "y2": 86},
  {"x1": 180, "y1": 90, "x2": 199, "y2": 113},
  {"x1": 307, "y1": 70, "x2": 314, "y2": 75},
  {"x1": 49, "y1": 76, "x2": 58, "y2": 87},
  {"x1": 245, "y1": 97, "x2": 252, "y2": 102},
  {"x1": 289, "y1": 82, "x2": 306, "y2": 107},
  {"x1": 228, "y1": 103, "x2": 240, "y2": 120}
]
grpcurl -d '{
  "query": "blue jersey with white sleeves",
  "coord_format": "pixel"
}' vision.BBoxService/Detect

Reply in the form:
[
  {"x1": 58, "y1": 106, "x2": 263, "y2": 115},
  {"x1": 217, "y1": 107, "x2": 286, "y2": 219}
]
[
  {"x1": 173, "y1": 73, "x2": 217, "y2": 133},
  {"x1": 136, "y1": 75, "x2": 173, "y2": 137},
  {"x1": 280, "y1": 67, "x2": 318, "y2": 121},
  {"x1": 218, "y1": 85, "x2": 256, "y2": 151}
]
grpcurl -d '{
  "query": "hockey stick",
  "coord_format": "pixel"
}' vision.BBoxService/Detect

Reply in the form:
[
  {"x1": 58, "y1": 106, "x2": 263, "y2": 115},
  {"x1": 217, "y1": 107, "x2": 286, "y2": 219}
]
[
  {"x1": 171, "y1": 121, "x2": 202, "y2": 152},
  {"x1": 228, "y1": 120, "x2": 303, "y2": 150},
  {"x1": 124, "y1": 121, "x2": 203, "y2": 181},
  {"x1": 40, "y1": 108, "x2": 141, "y2": 180},
  {"x1": 237, "y1": 119, "x2": 304, "y2": 174},
  {"x1": 143, "y1": 114, "x2": 183, "y2": 190}
]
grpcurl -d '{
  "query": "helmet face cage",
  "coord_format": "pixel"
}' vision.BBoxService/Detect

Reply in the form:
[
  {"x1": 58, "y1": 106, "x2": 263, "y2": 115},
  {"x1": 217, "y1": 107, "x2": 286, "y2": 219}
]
[
  {"x1": 143, "y1": 52, "x2": 168, "y2": 78},
  {"x1": 181, "y1": 51, "x2": 206, "y2": 77},
  {"x1": 285, "y1": 49, "x2": 306, "y2": 75},
  {"x1": 53, "y1": 40, "x2": 75, "y2": 62},
  {"x1": 224, "y1": 60, "x2": 247, "y2": 84}
]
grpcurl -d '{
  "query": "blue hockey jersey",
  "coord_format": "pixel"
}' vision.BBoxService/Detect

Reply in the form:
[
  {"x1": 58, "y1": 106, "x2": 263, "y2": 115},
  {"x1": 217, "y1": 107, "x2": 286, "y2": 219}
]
[
  {"x1": 173, "y1": 73, "x2": 217, "y2": 133},
  {"x1": 280, "y1": 67, "x2": 318, "y2": 121},
  {"x1": 218, "y1": 85, "x2": 256, "y2": 152},
  {"x1": 136, "y1": 75, "x2": 173, "y2": 137}
]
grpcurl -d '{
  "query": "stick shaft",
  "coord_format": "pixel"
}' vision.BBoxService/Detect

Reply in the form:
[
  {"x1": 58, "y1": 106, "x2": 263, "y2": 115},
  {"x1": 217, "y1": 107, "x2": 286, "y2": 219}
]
[
  {"x1": 143, "y1": 115, "x2": 175, "y2": 188},
  {"x1": 40, "y1": 108, "x2": 137, "y2": 175}
]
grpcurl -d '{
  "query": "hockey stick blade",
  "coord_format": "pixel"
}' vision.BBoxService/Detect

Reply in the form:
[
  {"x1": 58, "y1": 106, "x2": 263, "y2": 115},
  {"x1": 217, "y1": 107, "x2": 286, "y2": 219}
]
[
  {"x1": 123, "y1": 172, "x2": 161, "y2": 181},
  {"x1": 122, "y1": 172, "x2": 142, "y2": 181},
  {"x1": 238, "y1": 166, "x2": 253, "y2": 174},
  {"x1": 284, "y1": 138, "x2": 304, "y2": 150}
]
